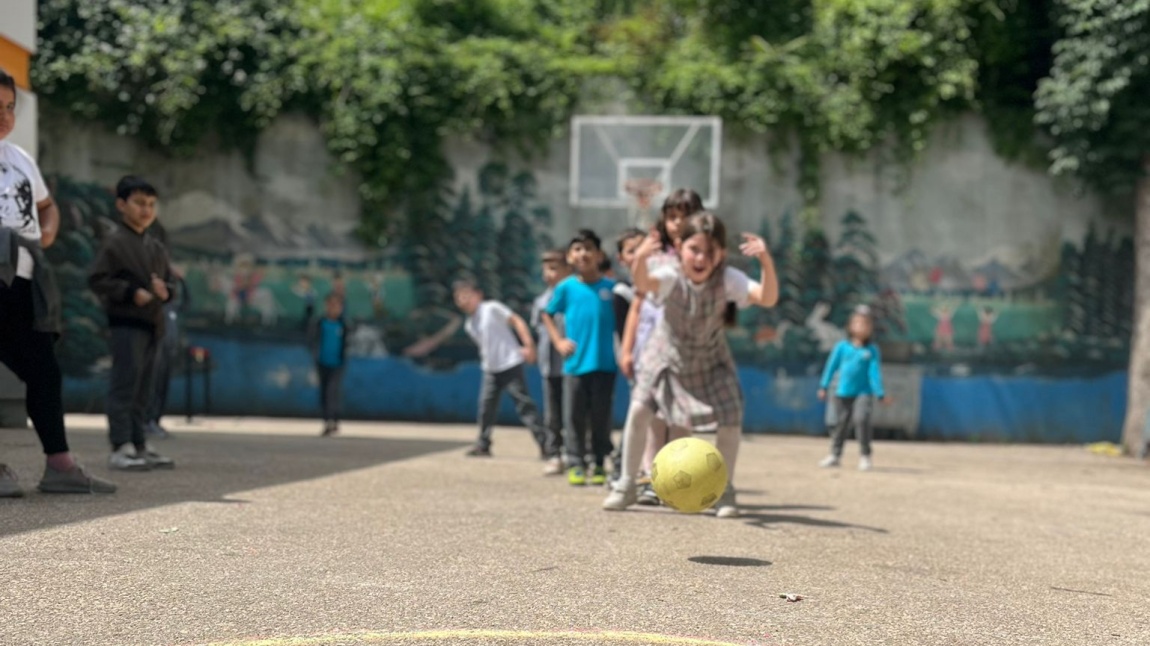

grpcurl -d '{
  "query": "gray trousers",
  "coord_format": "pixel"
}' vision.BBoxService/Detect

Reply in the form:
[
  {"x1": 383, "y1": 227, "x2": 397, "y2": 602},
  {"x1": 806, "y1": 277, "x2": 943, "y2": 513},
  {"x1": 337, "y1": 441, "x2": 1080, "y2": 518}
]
[
  {"x1": 829, "y1": 395, "x2": 874, "y2": 458},
  {"x1": 107, "y1": 326, "x2": 158, "y2": 451},
  {"x1": 541, "y1": 375, "x2": 564, "y2": 458},
  {"x1": 476, "y1": 364, "x2": 544, "y2": 452},
  {"x1": 318, "y1": 364, "x2": 345, "y2": 423},
  {"x1": 563, "y1": 371, "x2": 616, "y2": 469}
]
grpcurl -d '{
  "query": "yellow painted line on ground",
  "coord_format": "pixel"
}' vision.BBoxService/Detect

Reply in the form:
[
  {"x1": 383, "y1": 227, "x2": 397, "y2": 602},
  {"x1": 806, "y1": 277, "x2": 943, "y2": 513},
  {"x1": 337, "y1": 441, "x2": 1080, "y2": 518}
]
[{"x1": 206, "y1": 629, "x2": 749, "y2": 646}]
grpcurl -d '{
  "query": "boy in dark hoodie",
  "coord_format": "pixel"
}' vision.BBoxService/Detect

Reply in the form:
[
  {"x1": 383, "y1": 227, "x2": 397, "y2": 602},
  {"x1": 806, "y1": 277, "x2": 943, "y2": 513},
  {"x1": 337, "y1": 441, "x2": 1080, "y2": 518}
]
[{"x1": 88, "y1": 176, "x2": 176, "y2": 471}]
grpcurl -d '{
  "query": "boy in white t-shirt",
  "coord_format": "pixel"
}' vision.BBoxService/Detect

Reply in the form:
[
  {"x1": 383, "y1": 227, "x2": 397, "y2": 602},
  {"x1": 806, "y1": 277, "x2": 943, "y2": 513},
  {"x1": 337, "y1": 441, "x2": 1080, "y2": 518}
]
[{"x1": 453, "y1": 280, "x2": 547, "y2": 458}]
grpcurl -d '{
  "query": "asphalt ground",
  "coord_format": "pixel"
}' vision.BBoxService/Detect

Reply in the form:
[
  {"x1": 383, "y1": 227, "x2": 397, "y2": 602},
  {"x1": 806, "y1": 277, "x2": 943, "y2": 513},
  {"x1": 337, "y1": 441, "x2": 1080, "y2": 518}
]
[{"x1": 2, "y1": 415, "x2": 1148, "y2": 646}]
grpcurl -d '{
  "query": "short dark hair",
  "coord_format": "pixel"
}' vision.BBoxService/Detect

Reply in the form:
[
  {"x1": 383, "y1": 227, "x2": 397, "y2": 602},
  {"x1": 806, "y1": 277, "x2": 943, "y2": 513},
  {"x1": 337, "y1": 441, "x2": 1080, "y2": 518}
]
[
  {"x1": 540, "y1": 249, "x2": 567, "y2": 265},
  {"x1": 0, "y1": 68, "x2": 15, "y2": 103},
  {"x1": 616, "y1": 228, "x2": 645, "y2": 255},
  {"x1": 452, "y1": 278, "x2": 480, "y2": 293},
  {"x1": 569, "y1": 229, "x2": 602, "y2": 251},
  {"x1": 599, "y1": 256, "x2": 612, "y2": 273},
  {"x1": 658, "y1": 188, "x2": 705, "y2": 248},
  {"x1": 115, "y1": 175, "x2": 158, "y2": 202}
]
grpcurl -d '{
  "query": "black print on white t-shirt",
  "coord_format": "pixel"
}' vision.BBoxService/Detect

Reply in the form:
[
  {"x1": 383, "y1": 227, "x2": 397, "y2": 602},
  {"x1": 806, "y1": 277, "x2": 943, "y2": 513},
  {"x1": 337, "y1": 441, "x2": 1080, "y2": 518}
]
[{"x1": 0, "y1": 161, "x2": 36, "y2": 232}]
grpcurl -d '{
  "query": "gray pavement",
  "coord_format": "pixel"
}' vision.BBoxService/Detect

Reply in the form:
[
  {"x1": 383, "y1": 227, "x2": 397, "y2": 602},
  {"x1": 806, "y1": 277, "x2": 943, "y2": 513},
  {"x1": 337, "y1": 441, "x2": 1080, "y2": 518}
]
[{"x1": 1, "y1": 415, "x2": 1148, "y2": 646}]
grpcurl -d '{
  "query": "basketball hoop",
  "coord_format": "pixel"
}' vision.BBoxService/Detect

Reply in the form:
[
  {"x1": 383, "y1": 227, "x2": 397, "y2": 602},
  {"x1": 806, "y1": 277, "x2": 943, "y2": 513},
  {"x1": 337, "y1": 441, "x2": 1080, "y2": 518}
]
[
  {"x1": 624, "y1": 178, "x2": 664, "y2": 210},
  {"x1": 624, "y1": 178, "x2": 665, "y2": 228}
]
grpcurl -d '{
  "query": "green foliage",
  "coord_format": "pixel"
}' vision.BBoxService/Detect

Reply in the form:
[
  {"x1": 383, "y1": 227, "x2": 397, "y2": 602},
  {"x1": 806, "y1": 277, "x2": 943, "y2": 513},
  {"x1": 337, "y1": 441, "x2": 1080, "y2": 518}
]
[{"x1": 1035, "y1": 0, "x2": 1150, "y2": 193}]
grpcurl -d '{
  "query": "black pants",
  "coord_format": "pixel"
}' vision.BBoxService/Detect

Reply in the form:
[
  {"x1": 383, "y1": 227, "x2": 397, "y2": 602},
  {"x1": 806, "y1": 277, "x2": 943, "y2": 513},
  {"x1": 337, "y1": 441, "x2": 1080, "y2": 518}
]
[
  {"x1": 318, "y1": 364, "x2": 345, "y2": 423},
  {"x1": 107, "y1": 326, "x2": 158, "y2": 451},
  {"x1": 476, "y1": 364, "x2": 544, "y2": 452},
  {"x1": 563, "y1": 371, "x2": 616, "y2": 469},
  {"x1": 148, "y1": 305, "x2": 180, "y2": 423},
  {"x1": 830, "y1": 395, "x2": 874, "y2": 458},
  {"x1": 0, "y1": 278, "x2": 69, "y2": 455},
  {"x1": 541, "y1": 375, "x2": 564, "y2": 458}
]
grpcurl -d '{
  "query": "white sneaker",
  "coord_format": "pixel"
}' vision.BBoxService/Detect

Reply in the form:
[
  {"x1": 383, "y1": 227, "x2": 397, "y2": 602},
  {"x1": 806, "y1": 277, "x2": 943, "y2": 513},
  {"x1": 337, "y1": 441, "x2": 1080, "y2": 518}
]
[
  {"x1": 818, "y1": 454, "x2": 841, "y2": 468},
  {"x1": 108, "y1": 445, "x2": 150, "y2": 471},
  {"x1": 141, "y1": 444, "x2": 175, "y2": 469},
  {"x1": 859, "y1": 456, "x2": 873, "y2": 471},
  {"x1": 715, "y1": 486, "x2": 740, "y2": 518},
  {"x1": 602, "y1": 480, "x2": 637, "y2": 511},
  {"x1": 542, "y1": 457, "x2": 563, "y2": 476},
  {"x1": 0, "y1": 464, "x2": 24, "y2": 498}
]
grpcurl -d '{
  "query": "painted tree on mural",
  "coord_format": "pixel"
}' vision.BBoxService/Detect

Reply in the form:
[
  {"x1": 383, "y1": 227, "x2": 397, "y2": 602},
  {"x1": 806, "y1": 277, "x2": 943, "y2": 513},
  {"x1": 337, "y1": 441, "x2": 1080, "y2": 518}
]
[
  {"x1": 42, "y1": 176, "x2": 116, "y2": 377},
  {"x1": 497, "y1": 172, "x2": 543, "y2": 317},
  {"x1": 472, "y1": 163, "x2": 507, "y2": 300},
  {"x1": 830, "y1": 210, "x2": 880, "y2": 324},
  {"x1": 774, "y1": 211, "x2": 806, "y2": 328}
]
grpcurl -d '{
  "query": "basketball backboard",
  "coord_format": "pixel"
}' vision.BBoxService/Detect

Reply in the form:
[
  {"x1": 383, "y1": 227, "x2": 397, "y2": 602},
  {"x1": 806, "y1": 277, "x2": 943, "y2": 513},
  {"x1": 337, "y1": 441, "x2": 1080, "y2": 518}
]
[{"x1": 569, "y1": 116, "x2": 722, "y2": 212}]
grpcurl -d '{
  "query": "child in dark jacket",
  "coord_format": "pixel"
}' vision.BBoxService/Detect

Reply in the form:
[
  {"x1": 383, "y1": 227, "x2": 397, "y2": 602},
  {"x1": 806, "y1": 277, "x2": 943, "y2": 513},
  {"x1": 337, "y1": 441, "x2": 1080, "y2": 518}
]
[
  {"x1": 309, "y1": 292, "x2": 349, "y2": 437},
  {"x1": 88, "y1": 176, "x2": 176, "y2": 471}
]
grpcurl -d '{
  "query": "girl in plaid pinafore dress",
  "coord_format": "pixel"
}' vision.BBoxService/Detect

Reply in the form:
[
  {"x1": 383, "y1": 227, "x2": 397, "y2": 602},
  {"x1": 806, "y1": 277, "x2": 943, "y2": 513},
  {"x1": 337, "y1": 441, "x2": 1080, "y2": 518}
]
[{"x1": 604, "y1": 212, "x2": 778, "y2": 518}]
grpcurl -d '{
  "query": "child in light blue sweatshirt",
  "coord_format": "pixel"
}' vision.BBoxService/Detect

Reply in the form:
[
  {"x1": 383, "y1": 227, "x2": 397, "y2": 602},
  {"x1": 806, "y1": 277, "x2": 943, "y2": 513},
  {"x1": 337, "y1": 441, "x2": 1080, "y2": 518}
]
[{"x1": 817, "y1": 305, "x2": 885, "y2": 471}]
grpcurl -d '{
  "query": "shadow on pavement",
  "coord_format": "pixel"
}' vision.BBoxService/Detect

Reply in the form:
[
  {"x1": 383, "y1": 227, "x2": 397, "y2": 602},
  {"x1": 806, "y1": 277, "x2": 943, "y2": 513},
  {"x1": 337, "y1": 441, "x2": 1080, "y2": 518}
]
[
  {"x1": 741, "y1": 511, "x2": 889, "y2": 533},
  {"x1": 688, "y1": 555, "x2": 772, "y2": 567},
  {"x1": 0, "y1": 427, "x2": 466, "y2": 539}
]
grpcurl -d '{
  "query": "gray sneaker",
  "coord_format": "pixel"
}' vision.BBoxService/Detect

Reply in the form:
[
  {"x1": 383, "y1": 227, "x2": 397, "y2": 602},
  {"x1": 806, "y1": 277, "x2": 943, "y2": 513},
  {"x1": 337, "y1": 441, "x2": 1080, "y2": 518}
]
[
  {"x1": 715, "y1": 486, "x2": 740, "y2": 518},
  {"x1": 140, "y1": 445, "x2": 175, "y2": 469},
  {"x1": 602, "y1": 480, "x2": 638, "y2": 511},
  {"x1": 38, "y1": 464, "x2": 117, "y2": 494},
  {"x1": 0, "y1": 464, "x2": 25, "y2": 498},
  {"x1": 108, "y1": 445, "x2": 151, "y2": 471}
]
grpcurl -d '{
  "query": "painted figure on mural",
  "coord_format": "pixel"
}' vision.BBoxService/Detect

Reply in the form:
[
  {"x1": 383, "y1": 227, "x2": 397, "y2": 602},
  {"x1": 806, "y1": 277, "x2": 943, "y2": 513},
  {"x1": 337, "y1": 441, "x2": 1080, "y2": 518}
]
[
  {"x1": 293, "y1": 273, "x2": 317, "y2": 328},
  {"x1": 977, "y1": 306, "x2": 998, "y2": 349},
  {"x1": 370, "y1": 272, "x2": 387, "y2": 319},
  {"x1": 931, "y1": 302, "x2": 956, "y2": 351},
  {"x1": 806, "y1": 302, "x2": 845, "y2": 353}
]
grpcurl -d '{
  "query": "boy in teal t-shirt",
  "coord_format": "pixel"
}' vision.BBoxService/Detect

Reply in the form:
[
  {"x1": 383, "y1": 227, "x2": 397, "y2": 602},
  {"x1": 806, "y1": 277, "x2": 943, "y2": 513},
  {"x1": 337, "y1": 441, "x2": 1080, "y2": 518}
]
[{"x1": 542, "y1": 229, "x2": 618, "y2": 486}]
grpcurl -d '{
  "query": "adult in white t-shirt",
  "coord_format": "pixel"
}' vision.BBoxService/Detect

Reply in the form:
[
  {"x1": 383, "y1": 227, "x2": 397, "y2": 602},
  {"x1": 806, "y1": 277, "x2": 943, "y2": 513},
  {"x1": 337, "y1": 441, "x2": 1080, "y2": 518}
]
[
  {"x1": 453, "y1": 280, "x2": 547, "y2": 458},
  {"x1": 0, "y1": 69, "x2": 115, "y2": 496}
]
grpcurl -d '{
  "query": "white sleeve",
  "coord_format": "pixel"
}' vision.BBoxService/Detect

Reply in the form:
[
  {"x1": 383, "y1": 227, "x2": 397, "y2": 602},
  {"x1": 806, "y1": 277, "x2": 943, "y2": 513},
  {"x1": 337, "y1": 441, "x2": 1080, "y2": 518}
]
[
  {"x1": 14, "y1": 145, "x2": 49, "y2": 202},
  {"x1": 723, "y1": 267, "x2": 758, "y2": 308},
  {"x1": 488, "y1": 301, "x2": 513, "y2": 323},
  {"x1": 647, "y1": 257, "x2": 678, "y2": 300}
]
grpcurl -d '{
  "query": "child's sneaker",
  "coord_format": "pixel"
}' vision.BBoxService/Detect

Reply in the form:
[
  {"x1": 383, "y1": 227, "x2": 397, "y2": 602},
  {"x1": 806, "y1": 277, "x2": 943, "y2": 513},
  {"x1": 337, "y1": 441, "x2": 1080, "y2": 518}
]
[
  {"x1": 590, "y1": 466, "x2": 607, "y2": 486},
  {"x1": 141, "y1": 445, "x2": 175, "y2": 470},
  {"x1": 464, "y1": 446, "x2": 492, "y2": 458},
  {"x1": 108, "y1": 445, "x2": 151, "y2": 471},
  {"x1": 567, "y1": 466, "x2": 586, "y2": 486},
  {"x1": 0, "y1": 464, "x2": 24, "y2": 498},
  {"x1": 542, "y1": 457, "x2": 563, "y2": 476},
  {"x1": 714, "y1": 486, "x2": 740, "y2": 518},
  {"x1": 858, "y1": 455, "x2": 873, "y2": 471},
  {"x1": 637, "y1": 482, "x2": 660, "y2": 506},
  {"x1": 321, "y1": 421, "x2": 338, "y2": 437},
  {"x1": 38, "y1": 464, "x2": 117, "y2": 494},
  {"x1": 818, "y1": 454, "x2": 840, "y2": 468},
  {"x1": 602, "y1": 480, "x2": 637, "y2": 510}
]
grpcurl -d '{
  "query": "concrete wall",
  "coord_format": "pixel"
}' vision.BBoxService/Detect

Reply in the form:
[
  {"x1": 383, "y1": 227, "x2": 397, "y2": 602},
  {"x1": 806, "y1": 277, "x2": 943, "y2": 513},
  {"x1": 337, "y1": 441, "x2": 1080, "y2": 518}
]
[{"x1": 34, "y1": 110, "x2": 1133, "y2": 441}]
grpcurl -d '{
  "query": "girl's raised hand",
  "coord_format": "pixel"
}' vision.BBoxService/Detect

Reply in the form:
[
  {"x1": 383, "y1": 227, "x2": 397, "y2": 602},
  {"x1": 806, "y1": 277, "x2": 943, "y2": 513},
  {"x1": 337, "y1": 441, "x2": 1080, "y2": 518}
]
[
  {"x1": 739, "y1": 233, "x2": 768, "y2": 259},
  {"x1": 635, "y1": 229, "x2": 662, "y2": 260}
]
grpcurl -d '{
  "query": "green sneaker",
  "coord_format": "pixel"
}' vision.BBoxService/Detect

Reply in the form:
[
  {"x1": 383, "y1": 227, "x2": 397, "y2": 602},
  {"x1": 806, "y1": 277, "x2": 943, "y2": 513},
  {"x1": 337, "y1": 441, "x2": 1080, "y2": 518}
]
[
  {"x1": 590, "y1": 466, "x2": 607, "y2": 486},
  {"x1": 567, "y1": 466, "x2": 586, "y2": 486}
]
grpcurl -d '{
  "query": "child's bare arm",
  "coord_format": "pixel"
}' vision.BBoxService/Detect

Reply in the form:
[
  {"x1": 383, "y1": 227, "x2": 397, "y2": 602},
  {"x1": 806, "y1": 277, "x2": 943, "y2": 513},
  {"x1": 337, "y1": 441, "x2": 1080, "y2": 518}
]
[
  {"x1": 631, "y1": 230, "x2": 662, "y2": 295},
  {"x1": 541, "y1": 312, "x2": 575, "y2": 356},
  {"x1": 739, "y1": 233, "x2": 779, "y2": 307},
  {"x1": 619, "y1": 293, "x2": 644, "y2": 380},
  {"x1": 509, "y1": 313, "x2": 537, "y2": 363}
]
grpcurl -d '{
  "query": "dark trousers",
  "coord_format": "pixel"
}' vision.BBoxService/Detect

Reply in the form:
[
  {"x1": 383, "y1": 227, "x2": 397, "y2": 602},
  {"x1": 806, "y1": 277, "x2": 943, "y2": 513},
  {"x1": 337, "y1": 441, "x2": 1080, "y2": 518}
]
[
  {"x1": 148, "y1": 306, "x2": 180, "y2": 423},
  {"x1": 476, "y1": 364, "x2": 544, "y2": 452},
  {"x1": 0, "y1": 278, "x2": 68, "y2": 455},
  {"x1": 830, "y1": 395, "x2": 874, "y2": 458},
  {"x1": 563, "y1": 371, "x2": 616, "y2": 469},
  {"x1": 107, "y1": 326, "x2": 158, "y2": 451},
  {"x1": 541, "y1": 375, "x2": 564, "y2": 458},
  {"x1": 318, "y1": 364, "x2": 345, "y2": 423}
]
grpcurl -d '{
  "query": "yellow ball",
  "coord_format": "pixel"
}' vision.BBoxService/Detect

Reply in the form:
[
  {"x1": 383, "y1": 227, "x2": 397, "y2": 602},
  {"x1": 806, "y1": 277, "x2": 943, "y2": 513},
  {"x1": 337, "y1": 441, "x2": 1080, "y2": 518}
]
[{"x1": 650, "y1": 437, "x2": 729, "y2": 513}]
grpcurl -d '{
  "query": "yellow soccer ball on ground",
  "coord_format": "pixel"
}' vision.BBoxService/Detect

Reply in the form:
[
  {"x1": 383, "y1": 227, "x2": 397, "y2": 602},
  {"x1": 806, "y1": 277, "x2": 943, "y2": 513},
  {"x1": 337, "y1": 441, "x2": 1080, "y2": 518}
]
[{"x1": 650, "y1": 437, "x2": 729, "y2": 513}]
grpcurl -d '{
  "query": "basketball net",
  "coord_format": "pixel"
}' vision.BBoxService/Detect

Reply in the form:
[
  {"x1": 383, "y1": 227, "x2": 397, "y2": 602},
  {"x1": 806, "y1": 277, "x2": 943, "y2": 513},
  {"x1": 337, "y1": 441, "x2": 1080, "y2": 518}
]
[{"x1": 624, "y1": 178, "x2": 664, "y2": 229}]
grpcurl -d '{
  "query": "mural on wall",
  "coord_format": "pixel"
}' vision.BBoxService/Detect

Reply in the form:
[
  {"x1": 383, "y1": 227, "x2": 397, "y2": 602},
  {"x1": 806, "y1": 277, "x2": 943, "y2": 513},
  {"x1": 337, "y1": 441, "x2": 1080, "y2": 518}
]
[{"x1": 46, "y1": 162, "x2": 1134, "y2": 387}]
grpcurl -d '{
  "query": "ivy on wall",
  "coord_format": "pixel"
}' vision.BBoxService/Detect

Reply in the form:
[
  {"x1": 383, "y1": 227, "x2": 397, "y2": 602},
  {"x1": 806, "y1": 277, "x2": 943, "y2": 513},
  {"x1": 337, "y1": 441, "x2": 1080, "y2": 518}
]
[{"x1": 34, "y1": 0, "x2": 1053, "y2": 239}]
